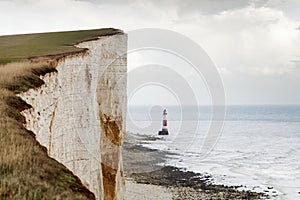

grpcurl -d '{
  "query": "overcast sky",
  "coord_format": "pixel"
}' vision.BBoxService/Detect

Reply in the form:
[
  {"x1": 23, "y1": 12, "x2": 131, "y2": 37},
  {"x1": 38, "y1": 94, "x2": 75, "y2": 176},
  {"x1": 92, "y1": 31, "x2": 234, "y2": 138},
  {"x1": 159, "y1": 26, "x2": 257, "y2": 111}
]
[{"x1": 1, "y1": 0, "x2": 300, "y2": 105}]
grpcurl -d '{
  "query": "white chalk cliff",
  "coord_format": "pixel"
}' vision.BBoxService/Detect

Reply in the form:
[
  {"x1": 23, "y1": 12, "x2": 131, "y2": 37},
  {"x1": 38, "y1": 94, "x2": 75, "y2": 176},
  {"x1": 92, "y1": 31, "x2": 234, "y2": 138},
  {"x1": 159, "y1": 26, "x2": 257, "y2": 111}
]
[{"x1": 18, "y1": 33, "x2": 127, "y2": 200}]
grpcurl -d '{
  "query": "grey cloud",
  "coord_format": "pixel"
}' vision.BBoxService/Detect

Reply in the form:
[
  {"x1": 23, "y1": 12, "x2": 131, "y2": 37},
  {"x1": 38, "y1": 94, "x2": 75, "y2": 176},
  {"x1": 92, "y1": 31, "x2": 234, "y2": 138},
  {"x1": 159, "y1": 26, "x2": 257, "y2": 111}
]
[
  {"x1": 291, "y1": 60, "x2": 300, "y2": 67},
  {"x1": 176, "y1": 0, "x2": 252, "y2": 15},
  {"x1": 78, "y1": 0, "x2": 300, "y2": 19},
  {"x1": 76, "y1": 0, "x2": 136, "y2": 5},
  {"x1": 266, "y1": 0, "x2": 300, "y2": 20},
  {"x1": 78, "y1": 0, "x2": 259, "y2": 15}
]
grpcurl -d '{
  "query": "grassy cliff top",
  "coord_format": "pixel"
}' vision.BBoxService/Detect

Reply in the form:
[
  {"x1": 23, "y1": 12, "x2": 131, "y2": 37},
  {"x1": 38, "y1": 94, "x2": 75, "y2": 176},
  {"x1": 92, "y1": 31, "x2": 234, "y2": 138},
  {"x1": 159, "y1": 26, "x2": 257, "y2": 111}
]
[{"x1": 0, "y1": 28, "x2": 123, "y2": 64}]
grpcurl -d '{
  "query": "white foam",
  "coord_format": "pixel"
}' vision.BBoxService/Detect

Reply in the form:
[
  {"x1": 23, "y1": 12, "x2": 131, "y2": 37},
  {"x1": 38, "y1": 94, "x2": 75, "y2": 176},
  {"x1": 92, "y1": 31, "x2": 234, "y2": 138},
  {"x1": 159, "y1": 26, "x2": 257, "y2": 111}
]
[{"x1": 132, "y1": 120, "x2": 300, "y2": 200}]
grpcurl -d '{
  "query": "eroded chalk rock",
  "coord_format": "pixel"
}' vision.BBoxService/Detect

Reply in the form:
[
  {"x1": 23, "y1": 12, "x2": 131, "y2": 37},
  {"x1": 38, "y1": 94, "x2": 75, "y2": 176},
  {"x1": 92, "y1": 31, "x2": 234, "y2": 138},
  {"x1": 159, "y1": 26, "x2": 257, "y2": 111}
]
[{"x1": 18, "y1": 32, "x2": 127, "y2": 200}]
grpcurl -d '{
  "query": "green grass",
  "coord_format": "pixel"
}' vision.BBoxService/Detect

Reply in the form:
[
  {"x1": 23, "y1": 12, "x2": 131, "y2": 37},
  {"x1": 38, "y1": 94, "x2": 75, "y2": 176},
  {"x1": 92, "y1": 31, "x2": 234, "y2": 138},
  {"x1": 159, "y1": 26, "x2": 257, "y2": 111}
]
[{"x1": 0, "y1": 28, "x2": 122, "y2": 64}]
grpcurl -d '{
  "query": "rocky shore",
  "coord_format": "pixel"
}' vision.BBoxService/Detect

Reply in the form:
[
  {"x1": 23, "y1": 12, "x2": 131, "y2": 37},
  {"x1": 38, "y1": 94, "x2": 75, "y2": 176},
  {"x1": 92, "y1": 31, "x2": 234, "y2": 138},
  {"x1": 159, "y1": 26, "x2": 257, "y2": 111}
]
[{"x1": 123, "y1": 132, "x2": 268, "y2": 200}]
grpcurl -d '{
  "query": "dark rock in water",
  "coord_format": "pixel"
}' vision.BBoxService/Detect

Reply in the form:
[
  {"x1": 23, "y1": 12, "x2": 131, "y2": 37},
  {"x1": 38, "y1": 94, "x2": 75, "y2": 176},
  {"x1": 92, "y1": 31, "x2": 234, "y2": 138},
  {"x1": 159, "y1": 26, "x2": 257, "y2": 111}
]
[
  {"x1": 130, "y1": 166, "x2": 266, "y2": 199},
  {"x1": 158, "y1": 130, "x2": 169, "y2": 135}
]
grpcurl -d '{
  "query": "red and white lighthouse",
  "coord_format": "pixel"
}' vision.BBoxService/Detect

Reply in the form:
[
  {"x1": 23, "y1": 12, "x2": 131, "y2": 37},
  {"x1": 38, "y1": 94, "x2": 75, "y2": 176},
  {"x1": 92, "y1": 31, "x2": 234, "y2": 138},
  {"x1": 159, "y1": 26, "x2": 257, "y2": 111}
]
[{"x1": 158, "y1": 109, "x2": 169, "y2": 135}]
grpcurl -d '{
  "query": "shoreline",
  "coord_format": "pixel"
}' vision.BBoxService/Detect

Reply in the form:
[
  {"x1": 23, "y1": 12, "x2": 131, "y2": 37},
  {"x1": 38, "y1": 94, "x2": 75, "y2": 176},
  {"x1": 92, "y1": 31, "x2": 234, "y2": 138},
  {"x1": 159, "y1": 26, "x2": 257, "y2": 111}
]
[{"x1": 123, "y1": 132, "x2": 267, "y2": 199}]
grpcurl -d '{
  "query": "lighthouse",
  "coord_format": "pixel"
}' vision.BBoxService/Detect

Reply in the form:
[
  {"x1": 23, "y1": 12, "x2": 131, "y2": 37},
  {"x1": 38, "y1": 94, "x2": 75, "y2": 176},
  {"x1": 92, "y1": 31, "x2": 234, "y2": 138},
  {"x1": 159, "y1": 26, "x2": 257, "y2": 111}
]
[{"x1": 158, "y1": 109, "x2": 169, "y2": 135}]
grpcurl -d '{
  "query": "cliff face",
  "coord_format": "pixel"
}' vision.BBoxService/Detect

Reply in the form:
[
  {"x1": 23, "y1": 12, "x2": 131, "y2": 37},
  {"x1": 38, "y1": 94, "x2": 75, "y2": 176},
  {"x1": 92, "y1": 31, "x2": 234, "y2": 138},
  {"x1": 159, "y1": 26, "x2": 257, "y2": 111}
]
[{"x1": 18, "y1": 33, "x2": 127, "y2": 200}]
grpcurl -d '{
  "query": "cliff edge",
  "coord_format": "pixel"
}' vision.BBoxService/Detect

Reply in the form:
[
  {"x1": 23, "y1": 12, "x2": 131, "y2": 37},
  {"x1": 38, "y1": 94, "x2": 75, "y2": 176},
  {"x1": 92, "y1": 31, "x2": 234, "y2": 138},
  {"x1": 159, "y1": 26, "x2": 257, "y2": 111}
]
[{"x1": 0, "y1": 28, "x2": 127, "y2": 200}]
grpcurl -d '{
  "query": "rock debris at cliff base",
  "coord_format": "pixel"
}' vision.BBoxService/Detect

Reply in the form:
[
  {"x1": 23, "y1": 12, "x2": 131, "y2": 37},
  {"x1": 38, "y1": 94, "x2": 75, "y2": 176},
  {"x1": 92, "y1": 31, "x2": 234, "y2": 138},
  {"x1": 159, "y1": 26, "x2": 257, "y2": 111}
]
[{"x1": 123, "y1": 132, "x2": 267, "y2": 200}]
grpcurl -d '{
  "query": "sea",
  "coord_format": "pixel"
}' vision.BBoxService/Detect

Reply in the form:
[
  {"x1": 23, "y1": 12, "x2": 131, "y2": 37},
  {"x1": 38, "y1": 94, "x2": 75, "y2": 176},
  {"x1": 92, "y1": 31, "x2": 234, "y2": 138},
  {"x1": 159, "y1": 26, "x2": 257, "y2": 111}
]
[{"x1": 126, "y1": 105, "x2": 300, "y2": 200}]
